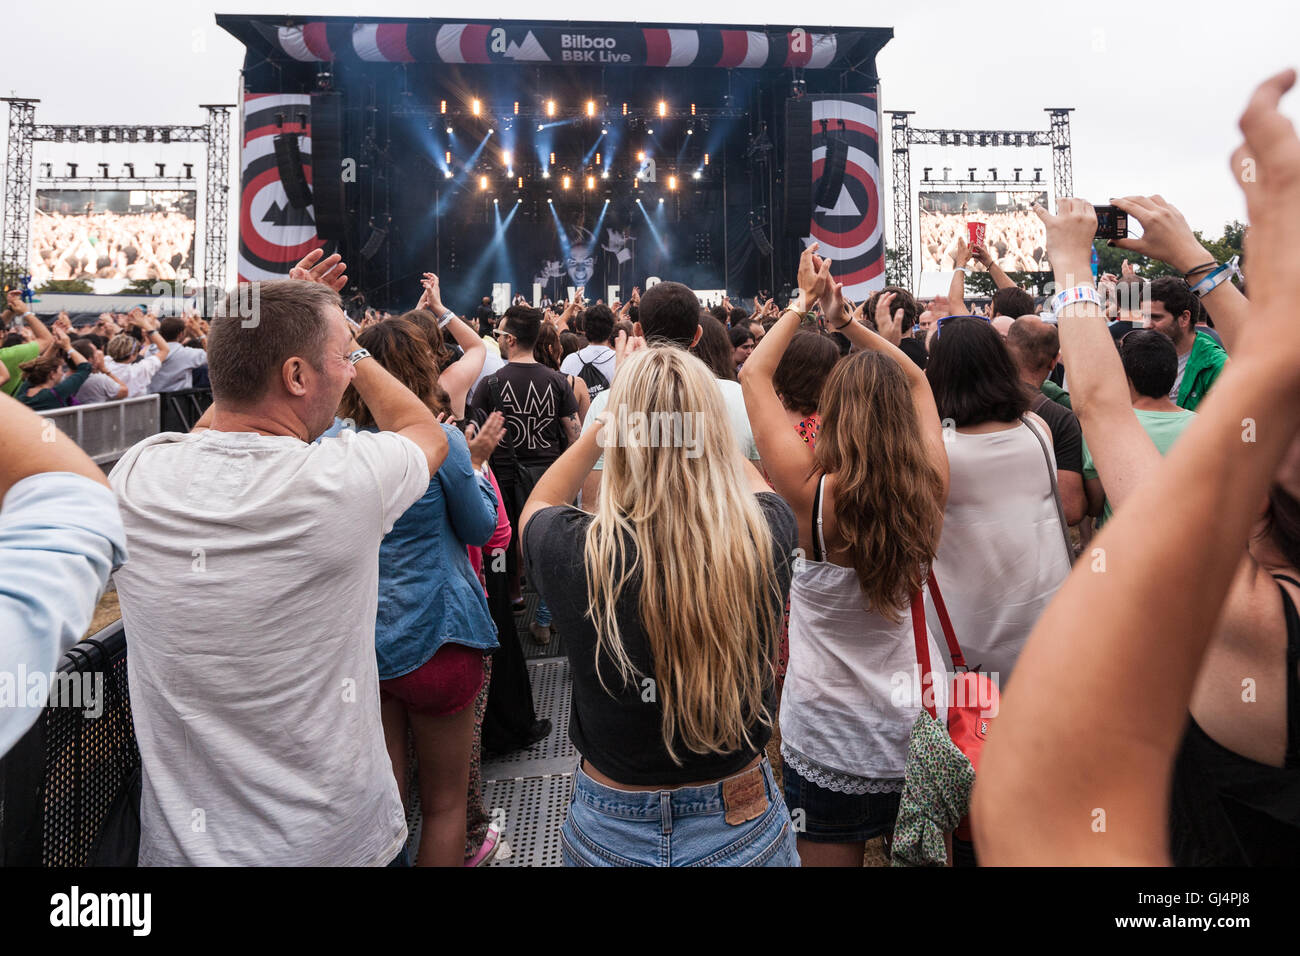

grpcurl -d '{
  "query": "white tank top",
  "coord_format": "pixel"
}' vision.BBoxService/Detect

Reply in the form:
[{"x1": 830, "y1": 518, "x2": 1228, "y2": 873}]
[{"x1": 780, "y1": 476, "x2": 948, "y2": 793}]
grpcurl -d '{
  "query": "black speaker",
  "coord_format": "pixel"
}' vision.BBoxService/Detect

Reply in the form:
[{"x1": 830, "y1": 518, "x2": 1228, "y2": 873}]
[
  {"x1": 360, "y1": 226, "x2": 387, "y2": 260},
  {"x1": 783, "y1": 98, "x2": 813, "y2": 235},
  {"x1": 750, "y1": 222, "x2": 773, "y2": 257},
  {"x1": 311, "y1": 93, "x2": 346, "y2": 240},
  {"x1": 816, "y1": 136, "x2": 849, "y2": 210},
  {"x1": 272, "y1": 134, "x2": 312, "y2": 210}
]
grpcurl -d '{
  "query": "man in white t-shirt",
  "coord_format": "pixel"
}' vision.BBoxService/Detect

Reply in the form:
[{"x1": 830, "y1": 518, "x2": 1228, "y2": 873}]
[
  {"x1": 110, "y1": 251, "x2": 448, "y2": 866},
  {"x1": 579, "y1": 281, "x2": 760, "y2": 510}
]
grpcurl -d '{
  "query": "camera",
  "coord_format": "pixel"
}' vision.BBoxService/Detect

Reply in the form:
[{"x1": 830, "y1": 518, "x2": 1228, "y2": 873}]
[{"x1": 1094, "y1": 205, "x2": 1129, "y2": 240}]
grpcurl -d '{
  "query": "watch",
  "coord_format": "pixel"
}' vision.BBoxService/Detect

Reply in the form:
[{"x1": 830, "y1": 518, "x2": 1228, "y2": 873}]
[{"x1": 348, "y1": 347, "x2": 371, "y2": 365}]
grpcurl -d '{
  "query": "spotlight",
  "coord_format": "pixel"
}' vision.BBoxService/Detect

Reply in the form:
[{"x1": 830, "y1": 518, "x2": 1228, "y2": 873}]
[
  {"x1": 444, "y1": 170, "x2": 453, "y2": 179},
  {"x1": 622, "y1": 103, "x2": 628, "y2": 116},
  {"x1": 693, "y1": 170, "x2": 701, "y2": 180},
  {"x1": 546, "y1": 99, "x2": 556, "y2": 117},
  {"x1": 517, "y1": 176, "x2": 523, "y2": 188},
  {"x1": 658, "y1": 197, "x2": 664, "y2": 204},
  {"x1": 445, "y1": 151, "x2": 452, "y2": 164},
  {"x1": 513, "y1": 101, "x2": 520, "y2": 115},
  {"x1": 537, "y1": 125, "x2": 544, "y2": 132},
  {"x1": 586, "y1": 100, "x2": 596, "y2": 117},
  {"x1": 601, "y1": 128, "x2": 607, "y2": 136},
  {"x1": 562, "y1": 175, "x2": 572, "y2": 190},
  {"x1": 596, "y1": 152, "x2": 602, "y2": 165},
  {"x1": 687, "y1": 129, "x2": 694, "y2": 136},
  {"x1": 550, "y1": 152, "x2": 556, "y2": 165},
  {"x1": 543, "y1": 170, "x2": 550, "y2": 179},
  {"x1": 690, "y1": 103, "x2": 696, "y2": 116},
  {"x1": 668, "y1": 176, "x2": 677, "y2": 190},
  {"x1": 704, "y1": 153, "x2": 710, "y2": 166},
  {"x1": 440, "y1": 100, "x2": 447, "y2": 114},
  {"x1": 601, "y1": 170, "x2": 609, "y2": 179},
  {"x1": 516, "y1": 199, "x2": 521, "y2": 204},
  {"x1": 472, "y1": 99, "x2": 482, "y2": 116},
  {"x1": 479, "y1": 175, "x2": 489, "y2": 191},
  {"x1": 647, "y1": 129, "x2": 654, "y2": 136},
  {"x1": 446, "y1": 126, "x2": 453, "y2": 135},
  {"x1": 494, "y1": 198, "x2": 499, "y2": 204},
  {"x1": 637, "y1": 150, "x2": 646, "y2": 162},
  {"x1": 503, "y1": 150, "x2": 512, "y2": 165},
  {"x1": 488, "y1": 128, "x2": 495, "y2": 135},
  {"x1": 586, "y1": 175, "x2": 595, "y2": 190},
  {"x1": 657, "y1": 100, "x2": 667, "y2": 117},
  {"x1": 548, "y1": 198, "x2": 553, "y2": 204}
]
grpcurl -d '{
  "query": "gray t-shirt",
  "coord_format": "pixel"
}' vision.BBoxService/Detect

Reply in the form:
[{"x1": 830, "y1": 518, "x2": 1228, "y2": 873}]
[
  {"x1": 75, "y1": 371, "x2": 123, "y2": 405},
  {"x1": 109, "y1": 427, "x2": 428, "y2": 865}
]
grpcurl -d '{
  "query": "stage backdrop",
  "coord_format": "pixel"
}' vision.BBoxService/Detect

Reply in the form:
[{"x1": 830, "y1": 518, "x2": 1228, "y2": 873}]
[
  {"x1": 238, "y1": 92, "x2": 325, "y2": 282},
  {"x1": 801, "y1": 94, "x2": 885, "y2": 301}
]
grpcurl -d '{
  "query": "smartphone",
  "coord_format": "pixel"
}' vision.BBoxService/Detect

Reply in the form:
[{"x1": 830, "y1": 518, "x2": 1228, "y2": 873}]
[{"x1": 1094, "y1": 205, "x2": 1129, "y2": 240}]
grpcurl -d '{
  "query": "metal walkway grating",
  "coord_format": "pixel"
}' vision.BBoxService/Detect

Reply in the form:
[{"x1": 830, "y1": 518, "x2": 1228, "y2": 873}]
[
  {"x1": 481, "y1": 656, "x2": 575, "y2": 867},
  {"x1": 515, "y1": 589, "x2": 567, "y2": 660}
]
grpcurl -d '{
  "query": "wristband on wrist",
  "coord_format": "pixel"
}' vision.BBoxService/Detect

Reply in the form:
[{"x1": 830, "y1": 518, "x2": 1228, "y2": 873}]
[
  {"x1": 1183, "y1": 260, "x2": 1219, "y2": 279},
  {"x1": 348, "y1": 347, "x2": 372, "y2": 365},
  {"x1": 1189, "y1": 263, "x2": 1234, "y2": 298},
  {"x1": 438, "y1": 310, "x2": 455, "y2": 329},
  {"x1": 1050, "y1": 285, "x2": 1104, "y2": 313}
]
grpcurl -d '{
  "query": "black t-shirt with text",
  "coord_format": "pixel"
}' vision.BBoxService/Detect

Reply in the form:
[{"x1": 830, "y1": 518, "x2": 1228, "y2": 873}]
[{"x1": 467, "y1": 361, "x2": 578, "y2": 470}]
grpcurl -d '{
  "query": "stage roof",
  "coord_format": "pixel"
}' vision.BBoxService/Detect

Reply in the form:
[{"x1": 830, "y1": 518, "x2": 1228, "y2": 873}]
[{"x1": 215, "y1": 16, "x2": 892, "y2": 74}]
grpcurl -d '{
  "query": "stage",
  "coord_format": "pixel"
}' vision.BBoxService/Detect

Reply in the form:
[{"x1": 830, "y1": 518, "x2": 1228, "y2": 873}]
[{"x1": 217, "y1": 16, "x2": 892, "y2": 312}]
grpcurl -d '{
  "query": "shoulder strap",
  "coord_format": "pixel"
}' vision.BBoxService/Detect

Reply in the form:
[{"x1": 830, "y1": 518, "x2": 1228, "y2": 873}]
[
  {"x1": 485, "y1": 376, "x2": 520, "y2": 470},
  {"x1": 1271, "y1": 575, "x2": 1300, "y2": 768},
  {"x1": 810, "y1": 474, "x2": 827, "y2": 563},
  {"x1": 910, "y1": 572, "x2": 965, "y2": 720},
  {"x1": 1022, "y1": 415, "x2": 1075, "y2": 564}
]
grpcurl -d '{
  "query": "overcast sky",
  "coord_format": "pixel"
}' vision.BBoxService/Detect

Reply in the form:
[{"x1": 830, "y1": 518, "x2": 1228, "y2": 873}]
[{"x1": 4, "y1": 0, "x2": 1297, "y2": 266}]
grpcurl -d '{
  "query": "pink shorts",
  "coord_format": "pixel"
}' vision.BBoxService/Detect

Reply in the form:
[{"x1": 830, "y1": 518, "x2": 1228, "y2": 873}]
[{"x1": 380, "y1": 643, "x2": 486, "y2": 717}]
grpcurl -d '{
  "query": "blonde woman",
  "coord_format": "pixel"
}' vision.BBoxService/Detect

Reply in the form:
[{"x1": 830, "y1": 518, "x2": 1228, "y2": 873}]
[{"x1": 521, "y1": 343, "x2": 800, "y2": 866}]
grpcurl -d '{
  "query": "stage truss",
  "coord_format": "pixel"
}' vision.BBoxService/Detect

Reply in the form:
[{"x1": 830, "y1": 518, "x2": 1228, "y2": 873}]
[
  {"x1": 1, "y1": 99, "x2": 233, "y2": 297},
  {"x1": 887, "y1": 108, "x2": 1073, "y2": 289}
]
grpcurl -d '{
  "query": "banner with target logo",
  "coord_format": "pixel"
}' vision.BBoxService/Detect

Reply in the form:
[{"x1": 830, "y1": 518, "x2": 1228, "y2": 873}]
[
  {"x1": 805, "y1": 94, "x2": 884, "y2": 300},
  {"x1": 238, "y1": 92, "x2": 324, "y2": 282}
]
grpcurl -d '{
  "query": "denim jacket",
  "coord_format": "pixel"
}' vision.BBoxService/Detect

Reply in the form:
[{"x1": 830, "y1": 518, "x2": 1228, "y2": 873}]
[{"x1": 373, "y1": 423, "x2": 499, "y2": 678}]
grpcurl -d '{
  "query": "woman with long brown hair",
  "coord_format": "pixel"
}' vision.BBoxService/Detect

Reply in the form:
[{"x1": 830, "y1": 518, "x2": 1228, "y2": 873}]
[
  {"x1": 338, "y1": 317, "x2": 505, "y2": 866},
  {"x1": 520, "y1": 341, "x2": 800, "y2": 866},
  {"x1": 741, "y1": 244, "x2": 950, "y2": 867}
]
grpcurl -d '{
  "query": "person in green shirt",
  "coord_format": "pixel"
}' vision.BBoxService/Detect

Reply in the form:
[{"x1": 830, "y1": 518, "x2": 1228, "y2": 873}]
[
  {"x1": 0, "y1": 296, "x2": 53, "y2": 397},
  {"x1": 1148, "y1": 276, "x2": 1228, "y2": 411},
  {"x1": 1082, "y1": 330, "x2": 1197, "y2": 524}
]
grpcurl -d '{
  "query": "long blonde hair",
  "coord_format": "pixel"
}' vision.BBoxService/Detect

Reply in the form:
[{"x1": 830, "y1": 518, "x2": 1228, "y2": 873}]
[{"x1": 584, "y1": 346, "x2": 784, "y2": 764}]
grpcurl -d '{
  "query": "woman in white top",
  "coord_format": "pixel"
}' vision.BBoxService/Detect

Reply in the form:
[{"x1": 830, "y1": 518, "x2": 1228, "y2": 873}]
[
  {"x1": 104, "y1": 319, "x2": 169, "y2": 398},
  {"x1": 924, "y1": 315, "x2": 1071, "y2": 686},
  {"x1": 741, "y1": 245, "x2": 950, "y2": 867}
]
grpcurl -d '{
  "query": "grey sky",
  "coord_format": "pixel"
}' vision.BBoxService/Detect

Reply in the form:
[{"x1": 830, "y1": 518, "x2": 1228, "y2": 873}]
[{"x1": 4, "y1": 1, "x2": 1297, "y2": 276}]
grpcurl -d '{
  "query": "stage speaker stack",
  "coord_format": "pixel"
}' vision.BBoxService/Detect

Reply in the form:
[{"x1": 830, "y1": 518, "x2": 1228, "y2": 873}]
[
  {"x1": 311, "y1": 93, "x2": 346, "y2": 241},
  {"x1": 750, "y1": 222, "x2": 773, "y2": 257},
  {"x1": 816, "y1": 136, "x2": 849, "y2": 210},
  {"x1": 783, "y1": 98, "x2": 813, "y2": 234},
  {"x1": 272, "y1": 134, "x2": 313, "y2": 210}
]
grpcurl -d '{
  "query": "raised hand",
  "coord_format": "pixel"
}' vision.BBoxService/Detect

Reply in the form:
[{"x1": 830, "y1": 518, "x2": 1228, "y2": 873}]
[
  {"x1": 1231, "y1": 70, "x2": 1300, "y2": 351},
  {"x1": 797, "y1": 243, "x2": 830, "y2": 302},
  {"x1": 1033, "y1": 199, "x2": 1098, "y2": 286},
  {"x1": 1110, "y1": 197, "x2": 1207, "y2": 275},
  {"x1": 953, "y1": 235, "x2": 973, "y2": 269},
  {"x1": 466, "y1": 411, "x2": 506, "y2": 469},
  {"x1": 972, "y1": 242, "x2": 994, "y2": 268},
  {"x1": 290, "y1": 248, "x2": 348, "y2": 292},
  {"x1": 613, "y1": 327, "x2": 647, "y2": 374}
]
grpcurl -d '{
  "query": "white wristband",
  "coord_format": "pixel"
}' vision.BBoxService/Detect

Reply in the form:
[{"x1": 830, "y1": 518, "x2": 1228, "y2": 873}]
[
  {"x1": 1050, "y1": 285, "x2": 1104, "y2": 313},
  {"x1": 438, "y1": 310, "x2": 455, "y2": 329}
]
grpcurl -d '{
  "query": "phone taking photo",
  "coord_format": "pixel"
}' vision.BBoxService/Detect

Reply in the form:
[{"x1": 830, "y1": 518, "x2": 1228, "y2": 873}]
[{"x1": 1094, "y1": 205, "x2": 1129, "y2": 240}]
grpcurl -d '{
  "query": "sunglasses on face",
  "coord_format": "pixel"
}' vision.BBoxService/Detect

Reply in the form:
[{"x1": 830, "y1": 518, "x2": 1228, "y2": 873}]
[{"x1": 934, "y1": 314, "x2": 991, "y2": 338}]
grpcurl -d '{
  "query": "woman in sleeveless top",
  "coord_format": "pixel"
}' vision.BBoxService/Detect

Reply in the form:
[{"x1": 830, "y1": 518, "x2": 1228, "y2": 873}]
[
  {"x1": 974, "y1": 114, "x2": 1300, "y2": 865},
  {"x1": 741, "y1": 245, "x2": 950, "y2": 866},
  {"x1": 925, "y1": 317, "x2": 1072, "y2": 686}
]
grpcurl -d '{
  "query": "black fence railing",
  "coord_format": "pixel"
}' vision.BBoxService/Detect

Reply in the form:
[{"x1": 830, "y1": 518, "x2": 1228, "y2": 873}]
[{"x1": 0, "y1": 622, "x2": 139, "y2": 867}]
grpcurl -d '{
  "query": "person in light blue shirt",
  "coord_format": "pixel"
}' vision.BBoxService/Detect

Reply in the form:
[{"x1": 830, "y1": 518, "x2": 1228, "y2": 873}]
[
  {"x1": 147, "y1": 317, "x2": 208, "y2": 393},
  {"x1": 0, "y1": 393, "x2": 127, "y2": 758}
]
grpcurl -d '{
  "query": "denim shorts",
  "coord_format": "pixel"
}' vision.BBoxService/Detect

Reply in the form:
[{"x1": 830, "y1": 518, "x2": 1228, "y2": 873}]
[
  {"x1": 781, "y1": 757, "x2": 901, "y2": 844},
  {"x1": 561, "y1": 756, "x2": 800, "y2": 867}
]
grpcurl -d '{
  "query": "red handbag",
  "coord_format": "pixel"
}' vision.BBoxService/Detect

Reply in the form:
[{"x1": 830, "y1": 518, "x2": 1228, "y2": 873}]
[{"x1": 910, "y1": 569, "x2": 999, "y2": 842}]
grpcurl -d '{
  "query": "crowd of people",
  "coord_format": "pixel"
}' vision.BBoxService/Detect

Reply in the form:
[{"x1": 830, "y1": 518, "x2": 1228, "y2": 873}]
[
  {"x1": 30, "y1": 200, "x2": 196, "y2": 286},
  {"x1": 920, "y1": 197, "x2": 1049, "y2": 273},
  {"x1": 2, "y1": 71, "x2": 1299, "y2": 867},
  {"x1": 0, "y1": 298, "x2": 211, "y2": 407}
]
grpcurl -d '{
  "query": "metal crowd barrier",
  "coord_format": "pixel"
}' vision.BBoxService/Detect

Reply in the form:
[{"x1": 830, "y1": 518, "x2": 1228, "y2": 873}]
[
  {"x1": 37, "y1": 395, "x2": 160, "y2": 466},
  {"x1": 0, "y1": 622, "x2": 138, "y2": 867}
]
